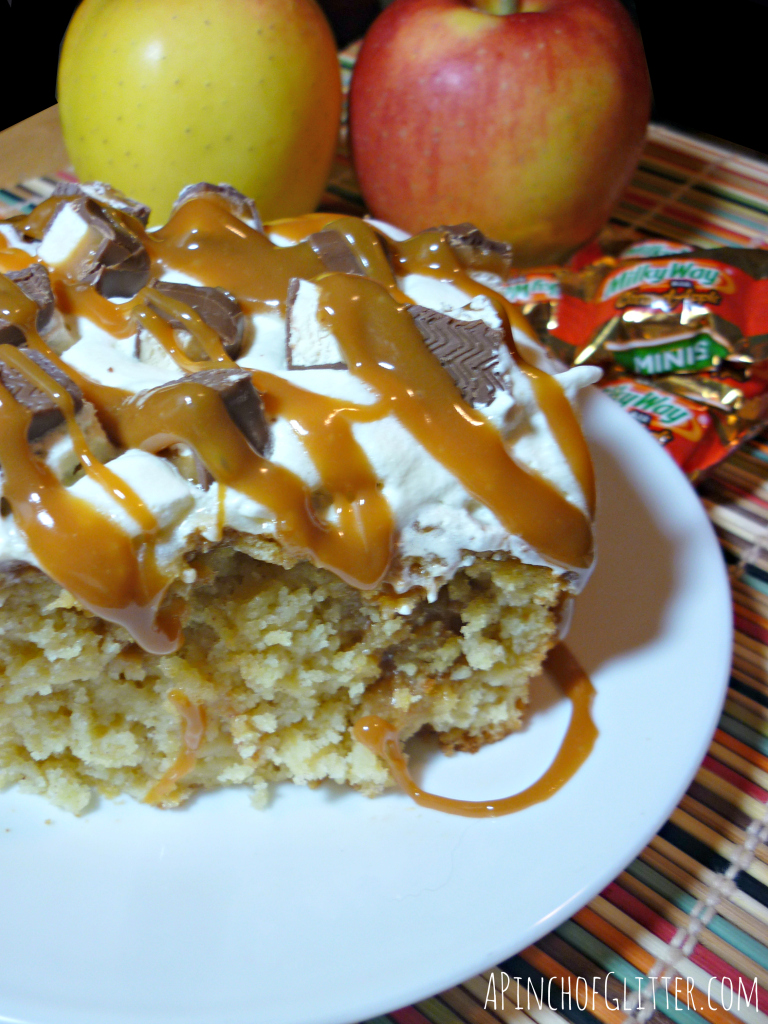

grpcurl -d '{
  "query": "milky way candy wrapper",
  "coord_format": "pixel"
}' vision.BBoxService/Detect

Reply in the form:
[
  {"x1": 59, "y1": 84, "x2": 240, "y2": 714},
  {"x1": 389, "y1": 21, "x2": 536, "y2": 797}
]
[
  {"x1": 566, "y1": 235, "x2": 696, "y2": 271},
  {"x1": 598, "y1": 368, "x2": 768, "y2": 478},
  {"x1": 517, "y1": 247, "x2": 768, "y2": 479}
]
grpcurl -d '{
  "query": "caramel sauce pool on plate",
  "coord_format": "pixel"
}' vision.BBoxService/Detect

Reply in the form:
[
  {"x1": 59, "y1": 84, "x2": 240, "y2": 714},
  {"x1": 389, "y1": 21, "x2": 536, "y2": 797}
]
[{"x1": 354, "y1": 643, "x2": 597, "y2": 817}]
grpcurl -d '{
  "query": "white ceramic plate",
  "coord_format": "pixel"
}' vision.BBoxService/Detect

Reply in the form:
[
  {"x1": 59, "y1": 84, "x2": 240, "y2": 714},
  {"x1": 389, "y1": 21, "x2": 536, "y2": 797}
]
[{"x1": 0, "y1": 389, "x2": 732, "y2": 1024}]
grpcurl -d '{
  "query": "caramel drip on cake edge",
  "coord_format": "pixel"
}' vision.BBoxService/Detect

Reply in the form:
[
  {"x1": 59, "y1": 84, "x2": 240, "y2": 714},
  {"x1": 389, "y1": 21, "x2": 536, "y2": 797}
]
[
  {"x1": 0, "y1": 343, "x2": 176, "y2": 654},
  {"x1": 353, "y1": 643, "x2": 598, "y2": 817}
]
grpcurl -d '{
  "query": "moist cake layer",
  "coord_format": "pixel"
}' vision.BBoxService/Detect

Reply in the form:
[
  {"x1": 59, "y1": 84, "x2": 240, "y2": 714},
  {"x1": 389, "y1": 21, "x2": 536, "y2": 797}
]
[{"x1": 0, "y1": 545, "x2": 566, "y2": 812}]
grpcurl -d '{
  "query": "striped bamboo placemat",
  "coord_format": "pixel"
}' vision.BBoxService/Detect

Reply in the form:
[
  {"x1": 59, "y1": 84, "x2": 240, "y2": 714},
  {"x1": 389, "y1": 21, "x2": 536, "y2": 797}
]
[{"x1": 3, "y1": 119, "x2": 768, "y2": 1024}]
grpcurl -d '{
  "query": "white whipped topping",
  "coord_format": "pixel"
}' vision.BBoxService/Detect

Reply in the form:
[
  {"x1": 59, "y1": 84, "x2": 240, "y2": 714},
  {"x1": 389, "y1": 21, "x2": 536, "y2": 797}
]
[
  {"x1": 0, "y1": 210, "x2": 598, "y2": 599},
  {"x1": 69, "y1": 449, "x2": 195, "y2": 538},
  {"x1": 0, "y1": 223, "x2": 39, "y2": 256}
]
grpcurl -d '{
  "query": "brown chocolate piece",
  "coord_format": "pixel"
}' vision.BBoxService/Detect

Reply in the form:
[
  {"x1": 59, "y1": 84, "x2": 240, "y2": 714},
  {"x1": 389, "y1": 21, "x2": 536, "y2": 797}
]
[
  {"x1": 172, "y1": 183, "x2": 262, "y2": 232},
  {"x1": 439, "y1": 222, "x2": 514, "y2": 274},
  {"x1": 185, "y1": 368, "x2": 270, "y2": 456},
  {"x1": 6, "y1": 265, "x2": 55, "y2": 333},
  {"x1": 406, "y1": 304, "x2": 506, "y2": 407},
  {"x1": 307, "y1": 230, "x2": 365, "y2": 275},
  {"x1": 45, "y1": 196, "x2": 150, "y2": 298},
  {"x1": 52, "y1": 181, "x2": 151, "y2": 227},
  {"x1": 148, "y1": 281, "x2": 245, "y2": 358},
  {"x1": 0, "y1": 276, "x2": 30, "y2": 347},
  {"x1": 0, "y1": 347, "x2": 83, "y2": 440}
]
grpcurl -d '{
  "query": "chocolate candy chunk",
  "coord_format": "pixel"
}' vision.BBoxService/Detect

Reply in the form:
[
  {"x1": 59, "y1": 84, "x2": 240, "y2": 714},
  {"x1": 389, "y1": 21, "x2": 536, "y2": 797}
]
[
  {"x1": 41, "y1": 196, "x2": 150, "y2": 298},
  {"x1": 148, "y1": 281, "x2": 245, "y2": 358},
  {"x1": 185, "y1": 368, "x2": 270, "y2": 456},
  {"x1": 307, "y1": 230, "x2": 365, "y2": 275},
  {"x1": 172, "y1": 183, "x2": 262, "y2": 232},
  {"x1": 0, "y1": 347, "x2": 83, "y2": 440},
  {"x1": 439, "y1": 223, "x2": 514, "y2": 274},
  {"x1": 6, "y1": 265, "x2": 55, "y2": 333},
  {"x1": 0, "y1": 276, "x2": 30, "y2": 347},
  {"x1": 52, "y1": 181, "x2": 151, "y2": 227},
  {"x1": 406, "y1": 304, "x2": 506, "y2": 407}
]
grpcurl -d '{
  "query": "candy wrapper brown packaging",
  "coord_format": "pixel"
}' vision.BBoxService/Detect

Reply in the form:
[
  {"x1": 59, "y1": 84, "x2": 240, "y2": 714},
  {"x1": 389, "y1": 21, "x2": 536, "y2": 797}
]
[{"x1": 495, "y1": 238, "x2": 768, "y2": 479}]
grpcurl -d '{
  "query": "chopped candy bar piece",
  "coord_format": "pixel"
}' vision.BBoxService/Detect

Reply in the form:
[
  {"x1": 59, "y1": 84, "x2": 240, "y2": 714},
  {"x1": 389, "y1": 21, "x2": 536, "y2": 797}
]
[
  {"x1": 148, "y1": 281, "x2": 245, "y2": 359},
  {"x1": 307, "y1": 230, "x2": 365, "y2": 275},
  {"x1": 0, "y1": 348, "x2": 83, "y2": 440},
  {"x1": 406, "y1": 304, "x2": 506, "y2": 407},
  {"x1": 6, "y1": 265, "x2": 55, "y2": 333},
  {"x1": 172, "y1": 183, "x2": 262, "y2": 231},
  {"x1": 286, "y1": 278, "x2": 347, "y2": 369},
  {"x1": 184, "y1": 367, "x2": 270, "y2": 456},
  {"x1": 38, "y1": 197, "x2": 150, "y2": 298},
  {"x1": 440, "y1": 222, "x2": 514, "y2": 274},
  {"x1": 52, "y1": 181, "x2": 151, "y2": 226}
]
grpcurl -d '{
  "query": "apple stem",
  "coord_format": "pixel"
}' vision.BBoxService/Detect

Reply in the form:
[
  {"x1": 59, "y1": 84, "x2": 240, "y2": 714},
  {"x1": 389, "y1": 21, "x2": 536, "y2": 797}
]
[{"x1": 471, "y1": 0, "x2": 518, "y2": 13}]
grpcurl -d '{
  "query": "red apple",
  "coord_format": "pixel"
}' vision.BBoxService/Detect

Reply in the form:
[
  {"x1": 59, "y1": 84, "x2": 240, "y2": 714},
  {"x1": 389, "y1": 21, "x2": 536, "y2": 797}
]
[{"x1": 349, "y1": 0, "x2": 650, "y2": 266}]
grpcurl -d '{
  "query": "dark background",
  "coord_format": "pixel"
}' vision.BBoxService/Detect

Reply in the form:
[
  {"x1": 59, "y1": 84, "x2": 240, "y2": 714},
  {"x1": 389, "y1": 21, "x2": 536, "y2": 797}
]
[{"x1": 1, "y1": 0, "x2": 766, "y2": 157}]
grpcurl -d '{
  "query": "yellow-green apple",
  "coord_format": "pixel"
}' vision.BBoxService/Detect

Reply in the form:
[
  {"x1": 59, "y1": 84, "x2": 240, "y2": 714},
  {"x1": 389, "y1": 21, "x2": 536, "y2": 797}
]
[
  {"x1": 349, "y1": 0, "x2": 650, "y2": 265},
  {"x1": 58, "y1": 0, "x2": 342, "y2": 225}
]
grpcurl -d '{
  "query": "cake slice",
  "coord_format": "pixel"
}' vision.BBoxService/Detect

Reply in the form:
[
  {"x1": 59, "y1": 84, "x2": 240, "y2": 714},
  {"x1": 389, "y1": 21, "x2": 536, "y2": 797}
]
[{"x1": 0, "y1": 183, "x2": 598, "y2": 812}]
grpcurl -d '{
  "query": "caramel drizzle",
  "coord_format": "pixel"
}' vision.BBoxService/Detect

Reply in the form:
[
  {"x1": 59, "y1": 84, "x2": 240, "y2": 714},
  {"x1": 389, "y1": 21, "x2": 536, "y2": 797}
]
[
  {"x1": 317, "y1": 274, "x2": 592, "y2": 569},
  {"x1": 0, "y1": 275, "x2": 38, "y2": 335},
  {"x1": 217, "y1": 483, "x2": 227, "y2": 538},
  {"x1": 9, "y1": 196, "x2": 66, "y2": 241},
  {"x1": 10, "y1": 302, "x2": 143, "y2": 515},
  {"x1": 391, "y1": 229, "x2": 596, "y2": 514},
  {"x1": 147, "y1": 194, "x2": 326, "y2": 313},
  {"x1": 54, "y1": 278, "x2": 137, "y2": 338},
  {"x1": 0, "y1": 248, "x2": 35, "y2": 274},
  {"x1": 0, "y1": 277, "x2": 177, "y2": 651},
  {"x1": 135, "y1": 305, "x2": 200, "y2": 373},
  {"x1": 0, "y1": 343, "x2": 175, "y2": 654},
  {"x1": 113, "y1": 376, "x2": 394, "y2": 588},
  {"x1": 134, "y1": 288, "x2": 235, "y2": 374},
  {"x1": 266, "y1": 212, "x2": 341, "y2": 243},
  {"x1": 144, "y1": 689, "x2": 206, "y2": 805},
  {"x1": 322, "y1": 216, "x2": 402, "y2": 294},
  {"x1": 147, "y1": 200, "x2": 591, "y2": 567},
  {"x1": 0, "y1": 194, "x2": 596, "y2": 652},
  {"x1": 0, "y1": 278, "x2": 150, "y2": 528},
  {"x1": 268, "y1": 215, "x2": 593, "y2": 515},
  {"x1": 1, "y1": 345, "x2": 156, "y2": 533},
  {"x1": 523, "y1": 364, "x2": 596, "y2": 516},
  {"x1": 252, "y1": 370, "x2": 394, "y2": 581},
  {"x1": 353, "y1": 643, "x2": 597, "y2": 817}
]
